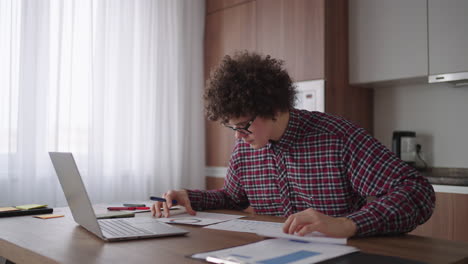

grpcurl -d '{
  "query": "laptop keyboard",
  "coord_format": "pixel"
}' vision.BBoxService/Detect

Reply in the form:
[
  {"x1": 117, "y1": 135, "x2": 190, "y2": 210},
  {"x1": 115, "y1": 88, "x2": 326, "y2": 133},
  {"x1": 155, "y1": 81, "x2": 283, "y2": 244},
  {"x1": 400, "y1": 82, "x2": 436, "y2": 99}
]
[{"x1": 99, "y1": 219, "x2": 153, "y2": 237}]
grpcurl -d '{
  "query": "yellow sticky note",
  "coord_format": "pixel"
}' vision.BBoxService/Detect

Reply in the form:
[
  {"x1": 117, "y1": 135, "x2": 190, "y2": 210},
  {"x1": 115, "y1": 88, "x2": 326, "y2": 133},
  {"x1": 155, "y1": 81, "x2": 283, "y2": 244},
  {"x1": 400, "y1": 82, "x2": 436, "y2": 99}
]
[
  {"x1": 0, "y1": 207, "x2": 20, "y2": 212},
  {"x1": 34, "y1": 214, "x2": 64, "y2": 219},
  {"x1": 15, "y1": 204, "x2": 47, "y2": 210}
]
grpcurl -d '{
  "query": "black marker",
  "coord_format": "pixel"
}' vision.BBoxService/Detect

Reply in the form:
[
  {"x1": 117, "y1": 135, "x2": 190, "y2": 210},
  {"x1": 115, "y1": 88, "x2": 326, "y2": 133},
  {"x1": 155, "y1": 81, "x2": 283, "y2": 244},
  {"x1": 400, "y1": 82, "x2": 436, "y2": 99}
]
[{"x1": 150, "y1": 196, "x2": 178, "y2": 205}]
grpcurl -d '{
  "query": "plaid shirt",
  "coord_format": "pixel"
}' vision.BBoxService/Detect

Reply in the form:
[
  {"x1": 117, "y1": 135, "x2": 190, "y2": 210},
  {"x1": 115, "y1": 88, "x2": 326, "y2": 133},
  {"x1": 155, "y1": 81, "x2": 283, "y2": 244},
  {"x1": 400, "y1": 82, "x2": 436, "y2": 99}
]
[{"x1": 188, "y1": 109, "x2": 435, "y2": 236}]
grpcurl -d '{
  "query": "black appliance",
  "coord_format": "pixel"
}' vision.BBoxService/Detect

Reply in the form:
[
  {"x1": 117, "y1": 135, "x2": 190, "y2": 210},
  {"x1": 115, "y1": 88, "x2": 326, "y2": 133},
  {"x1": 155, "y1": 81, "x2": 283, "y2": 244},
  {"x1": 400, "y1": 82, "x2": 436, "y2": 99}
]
[{"x1": 392, "y1": 131, "x2": 416, "y2": 165}]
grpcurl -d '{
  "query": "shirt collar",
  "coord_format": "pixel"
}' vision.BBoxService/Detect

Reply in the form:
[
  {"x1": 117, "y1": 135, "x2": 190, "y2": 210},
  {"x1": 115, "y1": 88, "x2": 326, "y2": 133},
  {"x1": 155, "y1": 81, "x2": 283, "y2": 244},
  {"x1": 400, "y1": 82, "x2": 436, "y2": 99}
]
[{"x1": 267, "y1": 109, "x2": 301, "y2": 152}]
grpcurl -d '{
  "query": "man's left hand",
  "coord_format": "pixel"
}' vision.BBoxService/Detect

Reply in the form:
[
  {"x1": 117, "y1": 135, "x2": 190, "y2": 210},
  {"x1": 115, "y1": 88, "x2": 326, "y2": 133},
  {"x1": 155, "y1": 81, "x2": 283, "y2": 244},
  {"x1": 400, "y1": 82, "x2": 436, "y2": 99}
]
[{"x1": 282, "y1": 208, "x2": 357, "y2": 238}]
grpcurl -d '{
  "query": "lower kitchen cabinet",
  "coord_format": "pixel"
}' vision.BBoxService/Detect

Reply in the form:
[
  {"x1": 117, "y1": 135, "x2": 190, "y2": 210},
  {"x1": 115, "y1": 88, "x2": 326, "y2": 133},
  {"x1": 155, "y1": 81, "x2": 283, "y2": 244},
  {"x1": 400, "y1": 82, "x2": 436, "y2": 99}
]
[
  {"x1": 410, "y1": 192, "x2": 468, "y2": 242},
  {"x1": 453, "y1": 192, "x2": 468, "y2": 242}
]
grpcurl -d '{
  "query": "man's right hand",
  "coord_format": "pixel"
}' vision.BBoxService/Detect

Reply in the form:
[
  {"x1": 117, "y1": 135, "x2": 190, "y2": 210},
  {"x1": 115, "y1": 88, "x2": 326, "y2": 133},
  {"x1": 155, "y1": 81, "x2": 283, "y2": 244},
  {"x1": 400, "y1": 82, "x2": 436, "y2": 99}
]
[{"x1": 151, "y1": 189, "x2": 196, "y2": 218}]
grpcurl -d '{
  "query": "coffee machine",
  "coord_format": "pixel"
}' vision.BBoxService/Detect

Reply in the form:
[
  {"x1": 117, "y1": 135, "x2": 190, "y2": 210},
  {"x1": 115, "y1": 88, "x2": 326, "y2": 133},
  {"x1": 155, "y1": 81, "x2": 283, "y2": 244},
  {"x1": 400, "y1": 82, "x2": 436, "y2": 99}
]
[{"x1": 392, "y1": 131, "x2": 416, "y2": 165}]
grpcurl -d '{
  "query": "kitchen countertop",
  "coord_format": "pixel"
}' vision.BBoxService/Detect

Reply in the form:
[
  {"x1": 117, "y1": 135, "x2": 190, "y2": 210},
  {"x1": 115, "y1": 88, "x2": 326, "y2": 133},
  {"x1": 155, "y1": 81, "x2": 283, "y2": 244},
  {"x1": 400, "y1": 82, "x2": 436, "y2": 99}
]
[
  {"x1": 431, "y1": 184, "x2": 468, "y2": 194},
  {"x1": 421, "y1": 167, "x2": 468, "y2": 186}
]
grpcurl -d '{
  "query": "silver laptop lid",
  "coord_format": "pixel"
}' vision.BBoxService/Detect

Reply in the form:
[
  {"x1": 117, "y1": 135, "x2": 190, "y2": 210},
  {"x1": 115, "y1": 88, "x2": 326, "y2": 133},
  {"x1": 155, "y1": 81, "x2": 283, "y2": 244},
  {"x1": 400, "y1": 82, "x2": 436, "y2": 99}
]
[{"x1": 49, "y1": 152, "x2": 104, "y2": 238}]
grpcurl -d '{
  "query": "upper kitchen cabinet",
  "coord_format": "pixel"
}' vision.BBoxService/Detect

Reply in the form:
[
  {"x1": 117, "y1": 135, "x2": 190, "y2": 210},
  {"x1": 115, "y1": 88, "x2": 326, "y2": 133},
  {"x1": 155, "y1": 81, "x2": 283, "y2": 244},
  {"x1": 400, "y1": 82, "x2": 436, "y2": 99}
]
[
  {"x1": 349, "y1": 0, "x2": 428, "y2": 84},
  {"x1": 428, "y1": 0, "x2": 468, "y2": 83},
  {"x1": 256, "y1": 0, "x2": 325, "y2": 81}
]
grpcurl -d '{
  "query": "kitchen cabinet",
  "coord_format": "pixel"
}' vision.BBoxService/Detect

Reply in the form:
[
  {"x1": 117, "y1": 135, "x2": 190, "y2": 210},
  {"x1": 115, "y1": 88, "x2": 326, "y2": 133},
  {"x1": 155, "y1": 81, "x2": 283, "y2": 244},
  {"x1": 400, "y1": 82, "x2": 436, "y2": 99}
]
[
  {"x1": 350, "y1": 0, "x2": 468, "y2": 85},
  {"x1": 453, "y1": 193, "x2": 468, "y2": 241},
  {"x1": 428, "y1": 0, "x2": 468, "y2": 79},
  {"x1": 349, "y1": 0, "x2": 427, "y2": 84},
  {"x1": 410, "y1": 192, "x2": 468, "y2": 242}
]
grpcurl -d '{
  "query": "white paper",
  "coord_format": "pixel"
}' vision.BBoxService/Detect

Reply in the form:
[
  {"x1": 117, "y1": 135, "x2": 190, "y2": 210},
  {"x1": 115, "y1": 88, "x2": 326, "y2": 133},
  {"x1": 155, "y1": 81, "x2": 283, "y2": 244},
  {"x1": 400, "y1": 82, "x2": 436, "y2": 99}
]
[
  {"x1": 192, "y1": 238, "x2": 358, "y2": 264},
  {"x1": 204, "y1": 219, "x2": 346, "y2": 244},
  {"x1": 156, "y1": 212, "x2": 245, "y2": 226}
]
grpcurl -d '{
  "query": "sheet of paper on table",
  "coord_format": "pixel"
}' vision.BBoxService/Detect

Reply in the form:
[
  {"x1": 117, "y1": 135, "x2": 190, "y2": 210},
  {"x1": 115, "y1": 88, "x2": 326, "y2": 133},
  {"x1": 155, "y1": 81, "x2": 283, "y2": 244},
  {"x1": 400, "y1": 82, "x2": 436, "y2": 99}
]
[
  {"x1": 204, "y1": 219, "x2": 347, "y2": 244},
  {"x1": 156, "y1": 212, "x2": 245, "y2": 226}
]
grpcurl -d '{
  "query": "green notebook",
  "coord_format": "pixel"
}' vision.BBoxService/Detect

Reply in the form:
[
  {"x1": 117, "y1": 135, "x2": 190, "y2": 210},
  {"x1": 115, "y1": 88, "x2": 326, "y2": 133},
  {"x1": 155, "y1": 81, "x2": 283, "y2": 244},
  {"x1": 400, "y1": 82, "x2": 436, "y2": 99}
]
[{"x1": 15, "y1": 204, "x2": 48, "y2": 210}]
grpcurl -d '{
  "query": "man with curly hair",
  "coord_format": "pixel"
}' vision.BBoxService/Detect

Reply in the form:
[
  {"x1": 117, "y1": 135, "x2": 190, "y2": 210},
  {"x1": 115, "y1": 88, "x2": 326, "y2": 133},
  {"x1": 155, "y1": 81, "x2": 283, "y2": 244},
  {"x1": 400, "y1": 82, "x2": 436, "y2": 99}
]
[{"x1": 152, "y1": 51, "x2": 435, "y2": 238}]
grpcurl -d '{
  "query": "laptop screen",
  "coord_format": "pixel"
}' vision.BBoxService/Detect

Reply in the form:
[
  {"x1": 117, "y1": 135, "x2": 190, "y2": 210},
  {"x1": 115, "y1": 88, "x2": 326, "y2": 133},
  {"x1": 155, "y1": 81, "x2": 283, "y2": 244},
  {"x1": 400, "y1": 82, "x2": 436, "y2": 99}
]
[{"x1": 49, "y1": 152, "x2": 104, "y2": 237}]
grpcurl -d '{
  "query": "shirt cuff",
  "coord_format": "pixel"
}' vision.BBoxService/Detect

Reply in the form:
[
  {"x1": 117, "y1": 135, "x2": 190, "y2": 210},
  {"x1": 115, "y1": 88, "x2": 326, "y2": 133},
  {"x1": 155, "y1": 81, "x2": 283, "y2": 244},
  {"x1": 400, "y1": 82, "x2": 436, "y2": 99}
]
[
  {"x1": 346, "y1": 209, "x2": 380, "y2": 237},
  {"x1": 186, "y1": 189, "x2": 203, "y2": 210}
]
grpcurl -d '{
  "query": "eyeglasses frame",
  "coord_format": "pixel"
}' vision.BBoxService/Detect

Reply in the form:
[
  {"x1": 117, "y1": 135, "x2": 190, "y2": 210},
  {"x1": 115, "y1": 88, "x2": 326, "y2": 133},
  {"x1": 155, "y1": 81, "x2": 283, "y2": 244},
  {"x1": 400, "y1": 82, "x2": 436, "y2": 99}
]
[{"x1": 222, "y1": 116, "x2": 256, "y2": 135}]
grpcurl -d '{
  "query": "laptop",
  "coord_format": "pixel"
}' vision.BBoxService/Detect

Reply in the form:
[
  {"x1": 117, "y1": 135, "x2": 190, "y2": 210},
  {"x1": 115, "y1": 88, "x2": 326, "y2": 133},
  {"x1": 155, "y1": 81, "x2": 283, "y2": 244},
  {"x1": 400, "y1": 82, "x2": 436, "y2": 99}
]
[{"x1": 49, "y1": 152, "x2": 189, "y2": 241}]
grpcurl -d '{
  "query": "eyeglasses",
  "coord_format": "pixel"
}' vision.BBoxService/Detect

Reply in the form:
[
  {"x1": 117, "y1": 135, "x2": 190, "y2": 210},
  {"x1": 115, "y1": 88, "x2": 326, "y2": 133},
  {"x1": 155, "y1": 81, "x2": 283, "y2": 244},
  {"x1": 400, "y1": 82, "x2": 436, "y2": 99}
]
[{"x1": 222, "y1": 116, "x2": 256, "y2": 135}]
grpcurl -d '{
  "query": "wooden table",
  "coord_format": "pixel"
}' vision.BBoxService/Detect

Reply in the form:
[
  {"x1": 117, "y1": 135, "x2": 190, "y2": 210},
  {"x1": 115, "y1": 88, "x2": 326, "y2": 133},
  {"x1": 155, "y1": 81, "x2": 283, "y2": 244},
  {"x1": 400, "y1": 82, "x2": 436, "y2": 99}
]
[{"x1": 1, "y1": 207, "x2": 468, "y2": 264}]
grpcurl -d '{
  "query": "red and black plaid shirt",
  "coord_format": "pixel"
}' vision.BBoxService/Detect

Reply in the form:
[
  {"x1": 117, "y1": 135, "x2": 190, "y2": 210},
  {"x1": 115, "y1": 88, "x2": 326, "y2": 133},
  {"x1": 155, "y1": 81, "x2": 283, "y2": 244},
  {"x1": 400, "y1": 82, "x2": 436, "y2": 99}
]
[{"x1": 188, "y1": 109, "x2": 435, "y2": 236}]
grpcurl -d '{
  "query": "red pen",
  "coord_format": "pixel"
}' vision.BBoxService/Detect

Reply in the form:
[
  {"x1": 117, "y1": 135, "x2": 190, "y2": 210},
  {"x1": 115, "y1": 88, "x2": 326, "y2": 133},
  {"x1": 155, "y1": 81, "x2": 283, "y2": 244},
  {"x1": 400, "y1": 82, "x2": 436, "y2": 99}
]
[{"x1": 107, "y1": 207, "x2": 150, "y2": 211}]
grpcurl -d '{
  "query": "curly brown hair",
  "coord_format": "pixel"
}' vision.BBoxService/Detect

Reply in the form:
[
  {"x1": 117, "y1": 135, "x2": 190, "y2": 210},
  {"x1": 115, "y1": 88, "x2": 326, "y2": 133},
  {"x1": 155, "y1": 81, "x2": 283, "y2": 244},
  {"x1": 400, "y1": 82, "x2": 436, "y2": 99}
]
[{"x1": 204, "y1": 51, "x2": 296, "y2": 122}]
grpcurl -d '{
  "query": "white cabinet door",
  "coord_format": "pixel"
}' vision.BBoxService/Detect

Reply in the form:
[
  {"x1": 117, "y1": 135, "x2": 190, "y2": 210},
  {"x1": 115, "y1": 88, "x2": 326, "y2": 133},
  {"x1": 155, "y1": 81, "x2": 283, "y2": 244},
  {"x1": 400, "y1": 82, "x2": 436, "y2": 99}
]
[
  {"x1": 294, "y1": 80, "x2": 324, "y2": 112},
  {"x1": 349, "y1": 0, "x2": 427, "y2": 84},
  {"x1": 428, "y1": 0, "x2": 468, "y2": 76}
]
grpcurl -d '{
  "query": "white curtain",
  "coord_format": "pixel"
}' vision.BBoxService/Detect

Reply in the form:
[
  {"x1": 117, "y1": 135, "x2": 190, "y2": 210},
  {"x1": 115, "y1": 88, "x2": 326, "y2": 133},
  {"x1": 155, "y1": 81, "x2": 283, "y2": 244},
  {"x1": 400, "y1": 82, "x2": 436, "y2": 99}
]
[{"x1": 0, "y1": 0, "x2": 205, "y2": 207}]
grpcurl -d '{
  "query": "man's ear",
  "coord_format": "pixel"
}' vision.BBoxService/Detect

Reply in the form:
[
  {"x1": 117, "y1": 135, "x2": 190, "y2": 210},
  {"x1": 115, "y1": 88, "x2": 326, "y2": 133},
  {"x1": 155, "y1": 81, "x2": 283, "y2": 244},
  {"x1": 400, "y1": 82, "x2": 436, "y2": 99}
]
[
  {"x1": 272, "y1": 110, "x2": 287, "y2": 121},
  {"x1": 272, "y1": 111, "x2": 281, "y2": 122},
  {"x1": 273, "y1": 110, "x2": 290, "y2": 123}
]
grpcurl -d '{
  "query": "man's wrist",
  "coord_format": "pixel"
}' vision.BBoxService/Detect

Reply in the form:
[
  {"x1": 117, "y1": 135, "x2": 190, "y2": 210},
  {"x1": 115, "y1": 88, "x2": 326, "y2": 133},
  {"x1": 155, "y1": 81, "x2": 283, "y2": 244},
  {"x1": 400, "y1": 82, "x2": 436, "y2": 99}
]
[{"x1": 340, "y1": 217, "x2": 357, "y2": 237}]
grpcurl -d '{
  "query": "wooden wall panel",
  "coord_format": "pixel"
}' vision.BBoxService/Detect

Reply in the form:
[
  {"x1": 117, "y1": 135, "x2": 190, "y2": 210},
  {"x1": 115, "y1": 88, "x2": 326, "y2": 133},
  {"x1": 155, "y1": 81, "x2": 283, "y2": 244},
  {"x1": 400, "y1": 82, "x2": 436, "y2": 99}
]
[
  {"x1": 352, "y1": 86, "x2": 374, "y2": 134},
  {"x1": 256, "y1": 0, "x2": 325, "y2": 82},
  {"x1": 325, "y1": 0, "x2": 373, "y2": 133},
  {"x1": 204, "y1": 0, "x2": 373, "y2": 169},
  {"x1": 325, "y1": 0, "x2": 349, "y2": 119},
  {"x1": 204, "y1": 1, "x2": 257, "y2": 80},
  {"x1": 204, "y1": 1, "x2": 256, "y2": 166},
  {"x1": 206, "y1": 0, "x2": 253, "y2": 14},
  {"x1": 206, "y1": 176, "x2": 225, "y2": 190},
  {"x1": 205, "y1": 122, "x2": 235, "y2": 167}
]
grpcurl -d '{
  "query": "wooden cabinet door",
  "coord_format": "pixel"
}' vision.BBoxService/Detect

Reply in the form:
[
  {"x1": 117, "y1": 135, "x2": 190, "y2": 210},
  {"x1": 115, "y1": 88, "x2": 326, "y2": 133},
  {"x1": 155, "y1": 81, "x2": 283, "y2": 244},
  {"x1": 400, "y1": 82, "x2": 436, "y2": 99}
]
[
  {"x1": 256, "y1": 0, "x2": 324, "y2": 82},
  {"x1": 453, "y1": 193, "x2": 468, "y2": 242},
  {"x1": 410, "y1": 192, "x2": 468, "y2": 243},
  {"x1": 410, "y1": 192, "x2": 454, "y2": 241},
  {"x1": 204, "y1": 1, "x2": 256, "y2": 166}
]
